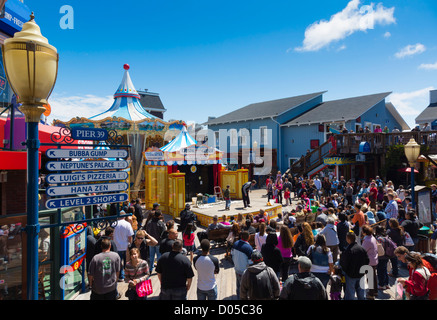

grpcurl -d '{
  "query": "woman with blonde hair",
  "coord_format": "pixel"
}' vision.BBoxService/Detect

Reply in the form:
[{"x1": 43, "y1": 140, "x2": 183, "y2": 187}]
[
  {"x1": 255, "y1": 222, "x2": 267, "y2": 252},
  {"x1": 277, "y1": 225, "x2": 294, "y2": 282},
  {"x1": 236, "y1": 213, "x2": 246, "y2": 227},
  {"x1": 124, "y1": 247, "x2": 150, "y2": 300},
  {"x1": 293, "y1": 222, "x2": 315, "y2": 257}
]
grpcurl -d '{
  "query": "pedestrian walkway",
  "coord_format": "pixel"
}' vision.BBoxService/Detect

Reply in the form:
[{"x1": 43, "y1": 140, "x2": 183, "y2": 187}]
[{"x1": 74, "y1": 202, "x2": 410, "y2": 300}]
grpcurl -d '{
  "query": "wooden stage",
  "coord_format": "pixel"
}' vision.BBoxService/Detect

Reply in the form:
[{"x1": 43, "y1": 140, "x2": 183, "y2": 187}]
[{"x1": 190, "y1": 189, "x2": 283, "y2": 227}]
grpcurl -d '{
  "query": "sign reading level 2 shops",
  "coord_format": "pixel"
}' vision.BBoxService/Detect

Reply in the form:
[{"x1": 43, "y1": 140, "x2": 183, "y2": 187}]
[
  {"x1": 46, "y1": 160, "x2": 129, "y2": 171},
  {"x1": 46, "y1": 148, "x2": 128, "y2": 159},
  {"x1": 46, "y1": 193, "x2": 129, "y2": 209},
  {"x1": 47, "y1": 182, "x2": 129, "y2": 196}
]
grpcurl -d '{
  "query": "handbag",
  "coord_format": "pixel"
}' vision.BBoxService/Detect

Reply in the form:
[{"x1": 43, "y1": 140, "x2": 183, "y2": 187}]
[
  {"x1": 136, "y1": 278, "x2": 153, "y2": 297},
  {"x1": 377, "y1": 239, "x2": 385, "y2": 257},
  {"x1": 394, "y1": 280, "x2": 406, "y2": 300},
  {"x1": 403, "y1": 232, "x2": 414, "y2": 247}
]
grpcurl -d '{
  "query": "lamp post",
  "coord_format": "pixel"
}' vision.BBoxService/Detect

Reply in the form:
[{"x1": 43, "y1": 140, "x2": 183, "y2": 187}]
[
  {"x1": 2, "y1": 13, "x2": 58, "y2": 300},
  {"x1": 404, "y1": 138, "x2": 420, "y2": 210}
]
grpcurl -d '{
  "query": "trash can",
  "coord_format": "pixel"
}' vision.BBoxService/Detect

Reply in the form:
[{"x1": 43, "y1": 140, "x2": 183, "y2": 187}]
[{"x1": 417, "y1": 234, "x2": 430, "y2": 253}]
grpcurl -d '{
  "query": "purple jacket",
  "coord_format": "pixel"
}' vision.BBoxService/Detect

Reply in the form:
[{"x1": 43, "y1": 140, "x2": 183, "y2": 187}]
[{"x1": 362, "y1": 235, "x2": 378, "y2": 266}]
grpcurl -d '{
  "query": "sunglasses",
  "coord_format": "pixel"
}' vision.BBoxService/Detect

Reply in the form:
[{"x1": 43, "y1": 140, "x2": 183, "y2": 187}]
[{"x1": 136, "y1": 237, "x2": 144, "y2": 240}]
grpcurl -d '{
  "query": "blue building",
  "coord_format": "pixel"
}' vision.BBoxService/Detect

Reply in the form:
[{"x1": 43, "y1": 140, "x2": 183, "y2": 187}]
[{"x1": 204, "y1": 91, "x2": 409, "y2": 178}]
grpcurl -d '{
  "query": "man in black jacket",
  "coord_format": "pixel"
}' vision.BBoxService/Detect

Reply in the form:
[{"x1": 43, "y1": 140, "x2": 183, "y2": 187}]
[
  {"x1": 242, "y1": 180, "x2": 256, "y2": 209},
  {"x1": 133, "y1": 199, "x2": 144, "y2": 228},
  {"x1": 178, "y1": 203, "x2": 197, "y2": 232},
  {"x1": 279, "y1": 256, "x2": 327, "y2": 300},
  {"x1": 340, "y1": 231, "x2": 369, "y2": 300}
]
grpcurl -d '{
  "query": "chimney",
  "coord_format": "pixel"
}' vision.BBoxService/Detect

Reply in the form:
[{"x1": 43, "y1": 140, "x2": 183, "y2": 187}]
[{"x1": 431, "y1": 89, "x2": 437, "y2": 104}]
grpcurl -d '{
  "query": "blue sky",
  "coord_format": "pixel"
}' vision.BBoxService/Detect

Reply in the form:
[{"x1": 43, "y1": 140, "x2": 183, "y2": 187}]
[{"x1": 24, "y1": 0, "x2": 437, "y2": 128}]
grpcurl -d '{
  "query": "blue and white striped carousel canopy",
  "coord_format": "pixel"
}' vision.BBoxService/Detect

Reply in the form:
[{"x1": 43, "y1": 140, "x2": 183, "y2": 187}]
[
  {"x1": 160, "y1": 126, "x2": 197, "y2": 152},
  {"x1": 89, "y1": 64, "x2": 158, "y2": 122}
]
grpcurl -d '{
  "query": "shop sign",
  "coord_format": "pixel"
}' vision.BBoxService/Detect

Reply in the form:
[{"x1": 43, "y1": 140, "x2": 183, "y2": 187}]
[
  {"x1": 323, "y1": 157, "x2": 355, "y2": 166},
  {"x1": 144, "y1": 151, "x2": 164, "y2": 161}
]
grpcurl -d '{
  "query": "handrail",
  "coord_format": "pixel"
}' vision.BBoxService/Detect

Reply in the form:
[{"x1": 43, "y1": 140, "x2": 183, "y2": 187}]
[{"x1": 289, "y1": 130, "x2": 437, "y2": 176}]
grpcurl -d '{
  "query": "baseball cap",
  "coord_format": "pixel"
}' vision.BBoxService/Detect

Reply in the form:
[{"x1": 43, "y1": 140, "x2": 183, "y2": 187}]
[{"x1": 251, "y1": 251, "x2": 263, "y2": 263}]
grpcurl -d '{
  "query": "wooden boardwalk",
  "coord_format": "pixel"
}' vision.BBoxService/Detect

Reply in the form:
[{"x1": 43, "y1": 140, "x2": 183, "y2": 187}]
[{"x1": 74, "y1": 191, "x2": 413, "y2": 301}]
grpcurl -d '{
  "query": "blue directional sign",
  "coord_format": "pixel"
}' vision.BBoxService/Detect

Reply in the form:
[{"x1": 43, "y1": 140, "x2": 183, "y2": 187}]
[
  {"x1": 46, "y1": 171, "x2": 129, "y2": 184},
  {"x1": 71, "y1": 127, "x2": 108, "y2": 141},
  {"x1": 45, "y1": 193, "x2": 129, "y2": 209},
  {"x1": 46, "y1": 182, "x2": 129, "y2": 197},
  {"x1": 46, "y1": 160, "x2": 129, "y2": 171},
  {"x1": 46, "y1": 148, "x2": 128, "y2": 159}
]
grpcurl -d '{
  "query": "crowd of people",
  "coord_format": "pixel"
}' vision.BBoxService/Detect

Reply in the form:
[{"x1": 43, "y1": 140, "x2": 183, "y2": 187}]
[{"x1": 84, "y1": 173, "x2": 437, "y2": 301}]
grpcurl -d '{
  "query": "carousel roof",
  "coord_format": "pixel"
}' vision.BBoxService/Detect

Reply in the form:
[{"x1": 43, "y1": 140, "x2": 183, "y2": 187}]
[
  {"x1": 89, "y1": 64, "x2": 159, "y2": 121},
  {"x1": 160, "y1": 126, "x2": 197, "y2": 152}
]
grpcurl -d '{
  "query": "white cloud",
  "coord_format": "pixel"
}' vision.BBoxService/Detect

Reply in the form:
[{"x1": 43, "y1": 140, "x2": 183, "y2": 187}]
[
  {"x1": 388, "y1": 87, "x2": 435, "y2": 128},
  {"x1": 294, "y1": 0, "x2": 396, "y2": 52},
  {"x1": 46, "y1": 93, "x2": 114, "y2": 123},
  {"x1": 383, "y1": 31, "x2": 391, "y2": 38},
  {"x1": 418, "y1": 61, "x2": 437, "y2": 70},
  {"x1": 394, "y1": 43, "x2": 426, "y2": 58}
]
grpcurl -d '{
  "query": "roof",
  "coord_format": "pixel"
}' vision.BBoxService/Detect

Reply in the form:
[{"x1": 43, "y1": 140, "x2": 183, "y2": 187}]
[
  {"x1": 282, "y1": 92, "x2": 392, "y2": 126},
  {"x1": 385, "y1": 102, "x2": 410, "y2": 131},
  {"x1": 138, "y1": 91, "x2": 167, "y2": 112},
  {"x1": 89, "y1": 65, "x2": 158, "y2": 121},
  {"x1": 204, "y1": 91, "x2": 326, "y2": 126},
  {"x1": 415, "y1": 102, "x2": 437, "y2": 124}
]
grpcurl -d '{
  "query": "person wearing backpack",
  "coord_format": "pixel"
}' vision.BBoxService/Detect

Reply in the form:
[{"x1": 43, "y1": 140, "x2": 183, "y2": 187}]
[
  {"x1": 239, "y1": 251, "x2": 280, "y2": 300},
  {"x1": 398, "y1": 252, "x2": 431, "y2": 300},
  {"x1": 279, "y1": 256, "x2": 328, "y2": 300},
  {"x1": 375, "y1": 225, "x2": 397, "y2": 290}
]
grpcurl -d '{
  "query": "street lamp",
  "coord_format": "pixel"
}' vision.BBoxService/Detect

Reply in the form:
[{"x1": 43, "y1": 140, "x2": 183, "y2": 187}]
[
  {"x1": 2, "y1": 13, "x2": 58, "y2": 300},
  {"x1": 404, "y1": 138, "x2": 420, "y2": 210}
]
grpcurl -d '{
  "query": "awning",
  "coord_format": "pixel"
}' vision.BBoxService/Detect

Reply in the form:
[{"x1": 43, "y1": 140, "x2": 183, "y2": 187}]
[
  {"x1": 0, "y1": 150, "x2": 41, "y2": 170},
  {"x1": 160, "y1": 126, "x2": 197, "y2": 152}
]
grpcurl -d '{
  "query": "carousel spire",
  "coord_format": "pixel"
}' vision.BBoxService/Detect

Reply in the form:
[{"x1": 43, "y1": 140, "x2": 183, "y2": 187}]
[
  {"x1": 113, "y1": 63, "x2": 141, "y2": 99},
  {"x1": 89, "y1": 64, "x2": 158, "y2": 121}
]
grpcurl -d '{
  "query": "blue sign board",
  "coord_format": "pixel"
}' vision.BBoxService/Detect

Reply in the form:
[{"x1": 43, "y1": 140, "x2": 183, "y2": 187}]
[
  {"x1": 359, "y1": 142, "x2": 371, "y2": 153},
  {"x1": 71, "y1": 127, "x2": 108, "y2": 141},
  {"x1": 47, "y1": 182, "x2": 129, "y2": 197},
  {"x1": 46, "y1": 148, "x2": 128, "y2": 159},
  {"x1": 45, "y1": 193, "x2": 129, "y2": 209},
  {"x1": 46, "y1": 160, "x2": 129, "y2": 171},
  {"x1": 46, "y1": 171, "x2": 129, "y2": 184}
]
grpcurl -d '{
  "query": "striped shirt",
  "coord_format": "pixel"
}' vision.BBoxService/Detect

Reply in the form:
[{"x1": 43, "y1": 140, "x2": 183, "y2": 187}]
[{"x1": 124, "y1": 259, "x2": 149, "y2": 284}]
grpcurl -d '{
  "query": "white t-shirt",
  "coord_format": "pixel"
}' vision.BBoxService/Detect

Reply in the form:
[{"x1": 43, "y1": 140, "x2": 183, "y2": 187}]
[
  {"x1": 255, "y1": 232, "x2": 267, "y2": 252},
  {"x1": 194, "y1": 254, "x2": 219, "y2": 291},
  {"x1": 113, "y1": 219, "x2": 134, "y2": 252}
]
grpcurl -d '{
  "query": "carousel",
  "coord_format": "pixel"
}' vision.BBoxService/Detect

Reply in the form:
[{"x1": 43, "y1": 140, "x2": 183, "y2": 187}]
[{"x1": 53, "y1": 64, "x2": 185, "y2": 199}]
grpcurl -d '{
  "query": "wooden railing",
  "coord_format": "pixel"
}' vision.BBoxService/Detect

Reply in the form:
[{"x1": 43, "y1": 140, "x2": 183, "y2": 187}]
[{"x1": 289, "y1": 130, "x2": 437, "y2": 176}]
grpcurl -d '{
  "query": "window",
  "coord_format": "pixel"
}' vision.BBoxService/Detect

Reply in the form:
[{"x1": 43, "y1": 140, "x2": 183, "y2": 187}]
[{"x1": 310, "y1": 139, "x2": 319, "y2": 149}]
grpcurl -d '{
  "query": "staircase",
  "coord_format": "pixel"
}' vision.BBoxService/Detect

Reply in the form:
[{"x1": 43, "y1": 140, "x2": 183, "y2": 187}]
[{"x1": 289, "y1": 137, "x2": 336, "y2": 177}]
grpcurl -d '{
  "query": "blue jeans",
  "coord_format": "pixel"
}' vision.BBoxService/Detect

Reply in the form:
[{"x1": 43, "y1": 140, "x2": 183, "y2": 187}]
[
  {"x1": 149, "y1": 245, "x2": 161, "y2": 273},
  {"x1": 235, "y1": 271, "x2": 243, "y2": 299},
  {"x1": 117, "y1": 251, "x2": 126, "y2": 279},
  {"x1": 225, "y1": 199, "x2": 231, "y2": 209},
  {"x1": 159, "y1": 287, "x2": 187, "y2": 300},
  {"x1": 197, "y1": 285, "x2": 218, "y2": 300},
  {"x1": 344, "y1": 274, "x2": 365, "y2": 300},
  {"x1": 377, "y1": 259, "x2": 389, "y2": 287}
]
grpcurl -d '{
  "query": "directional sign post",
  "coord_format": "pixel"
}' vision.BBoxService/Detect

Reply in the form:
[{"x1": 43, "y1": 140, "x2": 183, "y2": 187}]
[
  {"x1": 46, "y1": 160, "x2": 129, "y2": 171},
  {"x1": 45, "y1": 193, "x2": 129, "y2": 210},
  {"x1": 46, "y1": 148, "x2": 128, "y2": 159},
  {"x1": 46, "y1": 182, "x2": 129, "y2": 197},
  {"x1": 46, "y1": 171, "x2": 129, "y2": 184}
]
